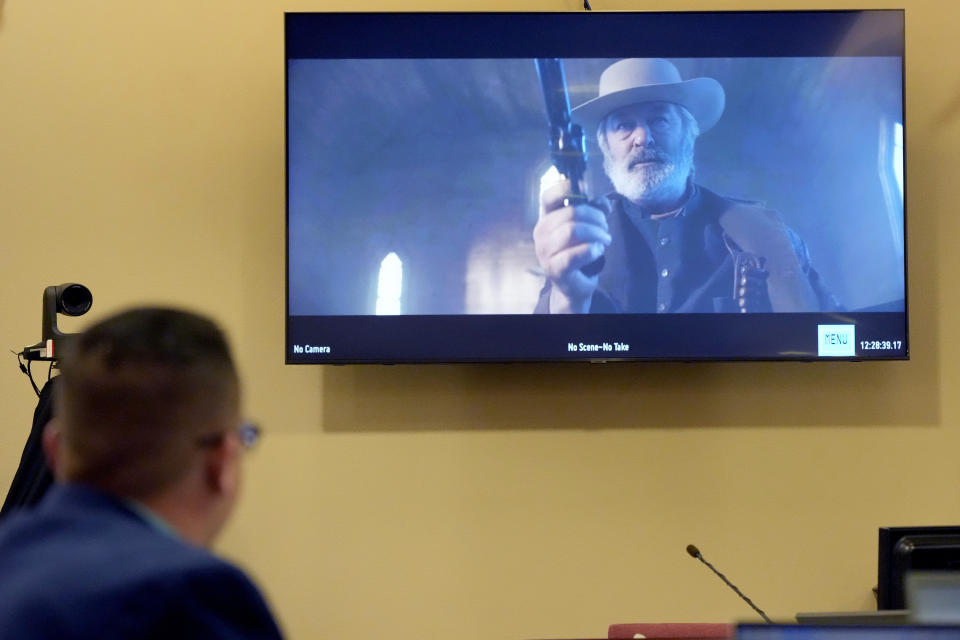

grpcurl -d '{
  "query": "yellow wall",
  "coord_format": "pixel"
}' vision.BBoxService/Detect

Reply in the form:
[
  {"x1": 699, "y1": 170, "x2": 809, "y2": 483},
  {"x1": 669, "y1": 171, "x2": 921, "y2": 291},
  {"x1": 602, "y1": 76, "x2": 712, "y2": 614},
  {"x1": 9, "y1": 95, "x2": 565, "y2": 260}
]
[{"x1": 1, "y1": 1, "x2": 957, "y2": 638}]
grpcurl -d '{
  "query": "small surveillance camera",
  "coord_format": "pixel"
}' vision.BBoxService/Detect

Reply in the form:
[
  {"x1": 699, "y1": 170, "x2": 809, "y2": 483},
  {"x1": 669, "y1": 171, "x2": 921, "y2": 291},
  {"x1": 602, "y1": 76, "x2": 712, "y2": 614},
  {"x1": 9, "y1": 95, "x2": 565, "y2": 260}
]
[{"x1": 21, "y1": 283, "x2": 93, "y2": 361}]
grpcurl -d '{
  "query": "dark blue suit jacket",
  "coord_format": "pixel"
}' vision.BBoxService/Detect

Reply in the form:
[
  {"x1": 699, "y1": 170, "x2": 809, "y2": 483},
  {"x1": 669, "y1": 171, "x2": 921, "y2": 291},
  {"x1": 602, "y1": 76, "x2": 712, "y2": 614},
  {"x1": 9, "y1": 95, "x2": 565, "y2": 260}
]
[{"x1": 0, "y1": 483, "x2": 283, "y2": 639}]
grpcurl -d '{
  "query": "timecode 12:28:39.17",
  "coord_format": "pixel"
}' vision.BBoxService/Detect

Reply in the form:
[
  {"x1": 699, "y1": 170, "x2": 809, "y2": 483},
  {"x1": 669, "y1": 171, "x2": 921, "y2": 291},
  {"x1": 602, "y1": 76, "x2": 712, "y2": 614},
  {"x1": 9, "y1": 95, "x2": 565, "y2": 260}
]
[{"x1": 860, "y1": 340, "x2": 903, "y2": 351}]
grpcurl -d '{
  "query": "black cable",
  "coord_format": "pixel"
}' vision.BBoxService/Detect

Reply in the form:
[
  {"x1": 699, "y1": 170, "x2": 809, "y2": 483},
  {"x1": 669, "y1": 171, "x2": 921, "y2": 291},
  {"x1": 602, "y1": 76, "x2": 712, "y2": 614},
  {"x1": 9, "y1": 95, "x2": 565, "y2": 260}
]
[
  {"x1": 47, "y1": 360, "x2": 54, "y2": 382},
  {"x1": 25, "y1": 358, "x2": 41, "y2": 397},
  {"x1": 13, "y1": 351, "x2": 40, "y2": 397},
  {"x1": 13, "y1": 350, "x2": 27, "y2": 376}
]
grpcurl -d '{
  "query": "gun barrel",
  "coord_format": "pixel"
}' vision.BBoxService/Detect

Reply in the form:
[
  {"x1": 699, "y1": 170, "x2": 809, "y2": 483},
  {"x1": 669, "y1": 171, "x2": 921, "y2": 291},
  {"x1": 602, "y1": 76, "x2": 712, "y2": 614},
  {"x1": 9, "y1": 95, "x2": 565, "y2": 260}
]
[
  {"x1": 535, "y1": 58, "x2": 587, "y2": 192},
  {"x1": 534, "y1": 59, "x2": 604, "y2": 277},
  {"x1": 535, "y1": 59, "x2": 573, "y2": 129}
]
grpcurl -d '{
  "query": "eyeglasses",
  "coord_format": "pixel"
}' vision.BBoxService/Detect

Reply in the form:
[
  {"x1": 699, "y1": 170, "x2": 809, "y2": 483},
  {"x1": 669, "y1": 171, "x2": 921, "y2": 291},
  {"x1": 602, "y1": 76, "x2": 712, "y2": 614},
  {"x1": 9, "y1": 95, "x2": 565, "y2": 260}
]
[
  {"x1": 197, "y1": 422, "x2": 261, "y2": 451},
  {"x1": 236, "y1": 422, "x2": 261, "y2": 450}
]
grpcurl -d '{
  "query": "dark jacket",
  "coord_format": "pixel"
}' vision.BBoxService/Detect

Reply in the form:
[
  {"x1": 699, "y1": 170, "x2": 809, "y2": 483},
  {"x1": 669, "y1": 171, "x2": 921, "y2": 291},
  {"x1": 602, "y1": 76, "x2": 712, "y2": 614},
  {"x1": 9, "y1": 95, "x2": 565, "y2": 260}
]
[
  {"x1": 536, "y1": 184, "x2": 840, "y2": 314},
  {"x1": 0, "y1": 483, "x2": 283, "y2": 639}
]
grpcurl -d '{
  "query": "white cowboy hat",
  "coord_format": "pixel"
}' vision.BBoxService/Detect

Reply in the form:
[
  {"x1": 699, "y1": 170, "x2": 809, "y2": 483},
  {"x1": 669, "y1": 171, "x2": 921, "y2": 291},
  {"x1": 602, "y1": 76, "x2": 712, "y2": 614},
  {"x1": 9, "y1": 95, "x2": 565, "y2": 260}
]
[{"x1": 572, "y1": 58, "x2": 725, "y2": 136}]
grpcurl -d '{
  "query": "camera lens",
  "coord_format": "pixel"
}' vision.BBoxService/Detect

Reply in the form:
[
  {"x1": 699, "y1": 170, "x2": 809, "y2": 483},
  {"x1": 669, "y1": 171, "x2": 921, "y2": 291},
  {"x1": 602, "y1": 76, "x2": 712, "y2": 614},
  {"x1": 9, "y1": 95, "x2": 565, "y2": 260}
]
[{"x1": 57, "y1": 284, "x2": 92, "y2": 317}]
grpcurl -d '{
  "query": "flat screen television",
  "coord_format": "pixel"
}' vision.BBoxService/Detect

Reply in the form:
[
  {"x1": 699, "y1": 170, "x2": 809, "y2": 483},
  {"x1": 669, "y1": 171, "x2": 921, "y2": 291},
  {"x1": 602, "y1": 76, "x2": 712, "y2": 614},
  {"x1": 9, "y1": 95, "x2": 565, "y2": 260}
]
[
  {"x1": 877, "y1": 526, "x2": 960, "y2": 611},
  {"x1": 285, "y1": 10, "x2": 906, "y2": 364}
]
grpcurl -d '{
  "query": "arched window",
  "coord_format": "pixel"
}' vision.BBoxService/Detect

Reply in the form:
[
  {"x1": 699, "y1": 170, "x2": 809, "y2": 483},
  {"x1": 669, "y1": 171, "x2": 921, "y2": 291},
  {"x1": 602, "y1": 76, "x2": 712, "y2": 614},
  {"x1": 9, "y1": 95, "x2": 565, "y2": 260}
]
[
  {"x1": 878, "y1": 120, "x2": 904, "y2": 260},
  {"x1": 892, "y1": 121, "x2": 904, "y2": 203},
  {"x1": 539, "y1": 165, "x2": 562, "y2": 196},
  {"x1": 375, "y1": 252, "x2": 402, "y2": 315}
]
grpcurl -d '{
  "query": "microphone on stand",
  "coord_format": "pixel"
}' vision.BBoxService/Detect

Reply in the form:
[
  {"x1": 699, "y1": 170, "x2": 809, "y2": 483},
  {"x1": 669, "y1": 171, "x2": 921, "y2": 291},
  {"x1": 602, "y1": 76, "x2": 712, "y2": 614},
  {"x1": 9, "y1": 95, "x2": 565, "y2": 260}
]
[{"x1": 686, "y1": 544, "x2": 773, "y2": 624}]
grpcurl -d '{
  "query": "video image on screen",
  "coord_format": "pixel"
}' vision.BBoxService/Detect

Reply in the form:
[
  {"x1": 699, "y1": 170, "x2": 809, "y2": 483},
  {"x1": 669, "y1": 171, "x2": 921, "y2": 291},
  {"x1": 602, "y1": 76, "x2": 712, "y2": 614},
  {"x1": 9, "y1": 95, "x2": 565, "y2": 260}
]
[{"x1": 288, "y1": 56, "x2": 904, "y2": 318}]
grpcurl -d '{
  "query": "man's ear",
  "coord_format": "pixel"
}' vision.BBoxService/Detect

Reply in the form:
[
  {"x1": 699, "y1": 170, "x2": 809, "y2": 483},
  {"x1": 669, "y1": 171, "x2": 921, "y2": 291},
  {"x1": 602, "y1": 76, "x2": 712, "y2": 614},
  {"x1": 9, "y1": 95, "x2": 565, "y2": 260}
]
[
  {"x1": 42, "y1": 419, "x2": 63, "y2": 479},
  {"x1": 202, "y1": 435, "x2": 240, "y2": 495}
]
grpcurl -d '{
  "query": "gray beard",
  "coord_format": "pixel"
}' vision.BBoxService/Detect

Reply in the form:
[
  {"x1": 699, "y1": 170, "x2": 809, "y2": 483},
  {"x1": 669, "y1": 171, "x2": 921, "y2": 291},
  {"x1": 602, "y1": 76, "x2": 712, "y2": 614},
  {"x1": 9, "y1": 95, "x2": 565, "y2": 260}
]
[{"x1": 604, "y1": 147, "x2": 694, "y2": 210}]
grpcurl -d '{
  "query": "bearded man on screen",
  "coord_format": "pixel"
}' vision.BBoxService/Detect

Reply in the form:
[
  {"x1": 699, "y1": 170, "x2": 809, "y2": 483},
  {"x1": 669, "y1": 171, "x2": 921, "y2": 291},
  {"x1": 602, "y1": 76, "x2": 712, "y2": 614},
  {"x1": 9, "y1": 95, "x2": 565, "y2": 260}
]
[{"x1": 533, "y1": 58, "x2": 840, "y2": 315}]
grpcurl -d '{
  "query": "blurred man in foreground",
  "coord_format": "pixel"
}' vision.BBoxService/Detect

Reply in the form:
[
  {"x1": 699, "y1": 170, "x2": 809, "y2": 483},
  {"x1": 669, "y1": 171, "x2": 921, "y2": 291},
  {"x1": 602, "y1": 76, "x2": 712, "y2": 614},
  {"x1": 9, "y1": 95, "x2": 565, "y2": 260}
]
[{"x1": 0, "y1": 307, "x2": 283, "y2": 638}]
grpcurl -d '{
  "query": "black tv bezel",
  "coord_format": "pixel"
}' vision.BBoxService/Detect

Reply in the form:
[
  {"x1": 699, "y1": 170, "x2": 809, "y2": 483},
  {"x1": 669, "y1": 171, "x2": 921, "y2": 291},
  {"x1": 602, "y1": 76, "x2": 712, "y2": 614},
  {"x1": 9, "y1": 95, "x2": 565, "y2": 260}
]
[
  {"x1": 284, "y1": 10, "x2": 908, "y2": 365},
  {"x1": 877, "y1": 526, "x2": 960, "y2": 611}
]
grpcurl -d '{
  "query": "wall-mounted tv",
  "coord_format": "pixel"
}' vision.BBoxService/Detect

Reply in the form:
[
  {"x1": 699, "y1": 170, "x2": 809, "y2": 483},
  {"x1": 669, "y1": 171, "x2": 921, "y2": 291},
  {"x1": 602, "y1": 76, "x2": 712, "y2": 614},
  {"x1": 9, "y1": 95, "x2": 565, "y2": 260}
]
[{"x1": 286, "y1": 10, "x2": 906, "y2": 364}]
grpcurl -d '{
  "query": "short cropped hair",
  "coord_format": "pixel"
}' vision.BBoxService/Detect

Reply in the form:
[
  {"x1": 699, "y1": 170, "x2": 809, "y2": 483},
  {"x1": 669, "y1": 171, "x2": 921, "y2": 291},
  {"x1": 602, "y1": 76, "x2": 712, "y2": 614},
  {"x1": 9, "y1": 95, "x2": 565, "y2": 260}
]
[{"x1": 56, "y1": 308, "x2": 239, "y2": 498}]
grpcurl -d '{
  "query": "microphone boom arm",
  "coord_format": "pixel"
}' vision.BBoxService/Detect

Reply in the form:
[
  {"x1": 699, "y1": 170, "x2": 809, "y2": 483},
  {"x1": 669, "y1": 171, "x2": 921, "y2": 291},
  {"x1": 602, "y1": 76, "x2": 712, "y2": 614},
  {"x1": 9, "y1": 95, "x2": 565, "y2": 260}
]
[{"x1": 687, "y1": 544, "x2": 772, "y2": 624}]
